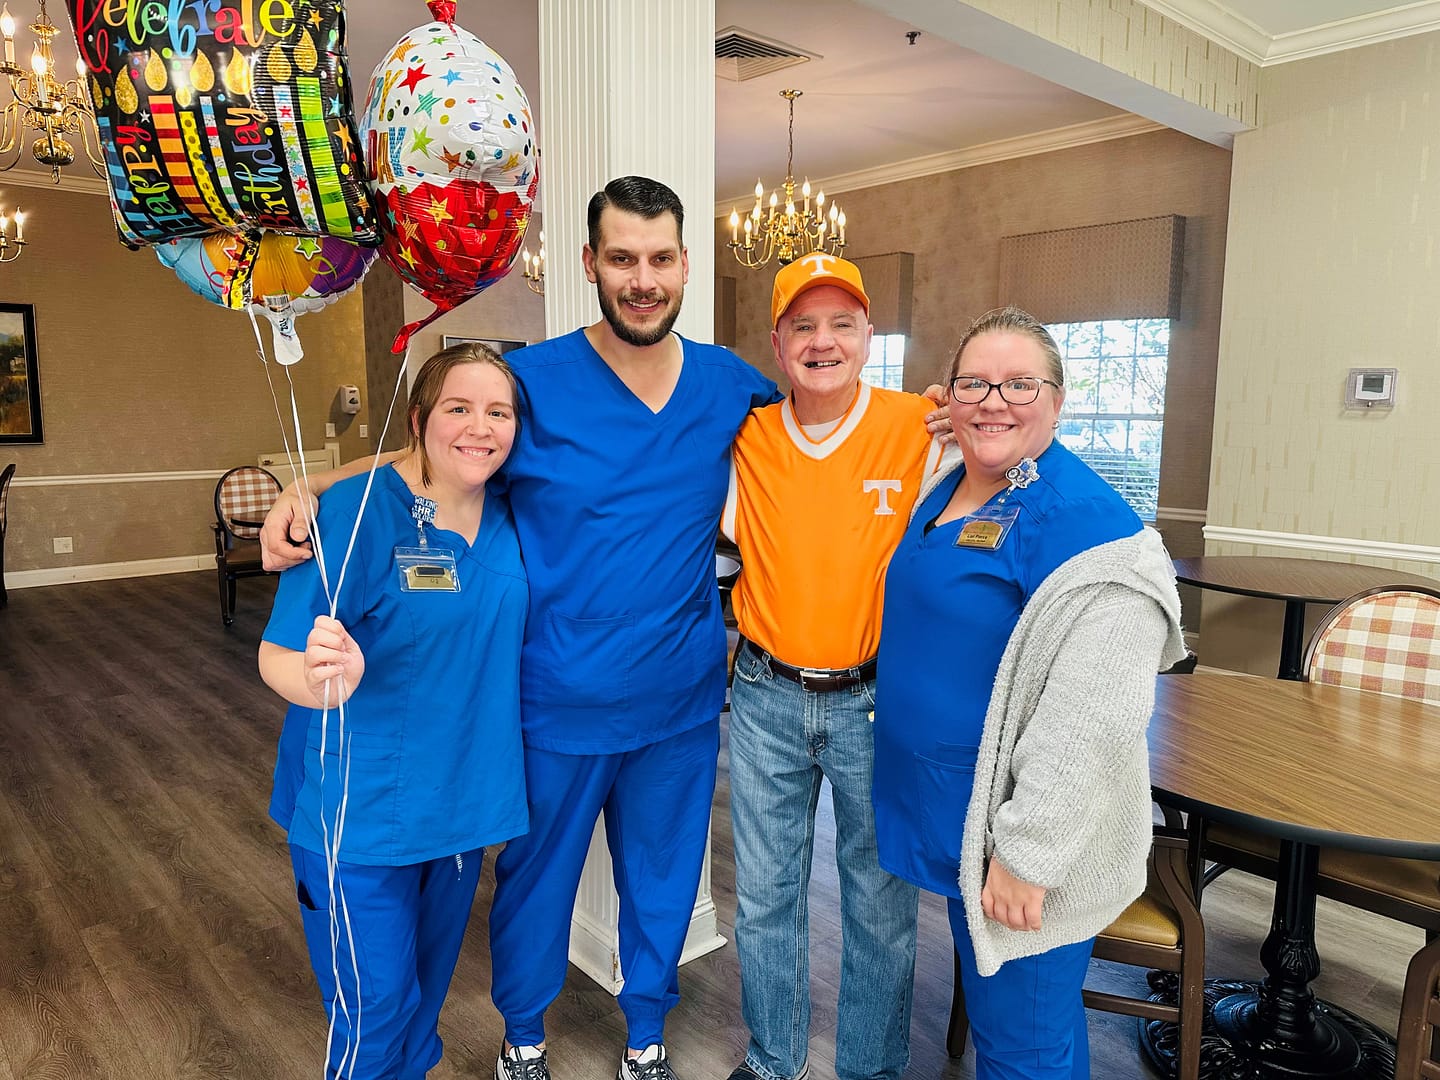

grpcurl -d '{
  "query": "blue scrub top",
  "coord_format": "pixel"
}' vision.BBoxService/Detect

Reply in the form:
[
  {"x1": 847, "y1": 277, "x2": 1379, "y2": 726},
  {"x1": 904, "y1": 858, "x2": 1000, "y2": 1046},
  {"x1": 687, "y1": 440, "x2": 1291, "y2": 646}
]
[
  {"x1": 873, "y1": 440, "x2": 1141, "y2": 896},
  {"x1": 264, "y1": 465, "x2": 529, "y2": 866},
  {"x1": 499, "y1": 330, "x2": 778, "y2": 754}
]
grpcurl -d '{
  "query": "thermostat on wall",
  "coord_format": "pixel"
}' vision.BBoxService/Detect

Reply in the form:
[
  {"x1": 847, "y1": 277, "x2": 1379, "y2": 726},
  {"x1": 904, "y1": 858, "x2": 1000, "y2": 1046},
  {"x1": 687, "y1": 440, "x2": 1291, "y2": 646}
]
[{"x1": 1344, "y1": 367, "x2": 1397, "y2": 409}]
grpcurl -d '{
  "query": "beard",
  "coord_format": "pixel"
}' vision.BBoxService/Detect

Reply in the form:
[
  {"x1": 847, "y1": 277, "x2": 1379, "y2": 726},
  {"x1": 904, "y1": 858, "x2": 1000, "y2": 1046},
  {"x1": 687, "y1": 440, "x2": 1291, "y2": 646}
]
[{"x1": 597, "y1": 283, "x2": 684, "y2": 347}]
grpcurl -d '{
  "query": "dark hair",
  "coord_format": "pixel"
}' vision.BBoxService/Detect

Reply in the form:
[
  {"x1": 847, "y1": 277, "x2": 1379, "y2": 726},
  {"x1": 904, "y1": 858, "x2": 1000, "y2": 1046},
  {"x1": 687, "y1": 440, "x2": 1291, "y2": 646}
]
[
  {"x1": 586, "y1": 175, "x2": 685, "y2": 251},
  {"x1": 950, "y1": 305, "x2": 1066, "y2": 388},
  {"x1": 407, "y1": 342, "x2": 520, "y2": 487}
]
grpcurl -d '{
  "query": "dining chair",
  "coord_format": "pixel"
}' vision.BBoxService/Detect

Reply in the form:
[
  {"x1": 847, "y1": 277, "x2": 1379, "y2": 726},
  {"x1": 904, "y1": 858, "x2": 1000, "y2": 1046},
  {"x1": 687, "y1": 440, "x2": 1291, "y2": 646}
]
[
  {"x1": 0, "y1": 462, "x2": 14, "y2": 608},
  {"x1": 1397, "y1": 933, "x2": 1440, "y2": 1079},
  {"x1": 213, "y1": 465, "x2": 282, "y2": 627},
  {"x1": 947, "y1": 826, "x2": 1206, "y2": 1080},
  {"x1": 1198, "y1": 585, "x2": 1440, "y2": 1079}
]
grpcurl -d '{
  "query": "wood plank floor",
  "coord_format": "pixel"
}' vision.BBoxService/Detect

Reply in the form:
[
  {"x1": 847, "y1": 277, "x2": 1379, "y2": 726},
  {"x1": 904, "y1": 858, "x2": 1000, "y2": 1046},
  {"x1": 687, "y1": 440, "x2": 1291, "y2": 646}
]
[{"x1": 0, "y1": 571, "x2": 1421, "y2": 1078}]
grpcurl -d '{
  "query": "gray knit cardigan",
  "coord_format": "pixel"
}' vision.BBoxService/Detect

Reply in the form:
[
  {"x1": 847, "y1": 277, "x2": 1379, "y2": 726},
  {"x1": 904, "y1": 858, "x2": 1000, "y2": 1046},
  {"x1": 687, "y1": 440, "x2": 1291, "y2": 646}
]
[{"x1": 910, "y1": 463, "x2": 1187, "y2": 976}]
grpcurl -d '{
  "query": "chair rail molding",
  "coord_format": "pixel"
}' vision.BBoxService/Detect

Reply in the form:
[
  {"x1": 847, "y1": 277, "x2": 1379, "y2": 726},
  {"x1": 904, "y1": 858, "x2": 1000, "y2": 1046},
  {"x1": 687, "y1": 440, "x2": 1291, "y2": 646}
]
[
  {"x1": 1204, "y1": 525, "x2": 1440, "y2": 566},
  {"x1": 12, "y1": 469, "x2": 225, "y2": 487}
]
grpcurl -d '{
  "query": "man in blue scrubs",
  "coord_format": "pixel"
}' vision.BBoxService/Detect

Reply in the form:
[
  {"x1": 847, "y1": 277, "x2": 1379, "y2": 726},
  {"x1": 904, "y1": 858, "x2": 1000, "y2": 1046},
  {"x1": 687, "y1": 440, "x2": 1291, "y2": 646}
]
[{"x1": 262, "y1": 177, "x2": 777, "y2": 1080}]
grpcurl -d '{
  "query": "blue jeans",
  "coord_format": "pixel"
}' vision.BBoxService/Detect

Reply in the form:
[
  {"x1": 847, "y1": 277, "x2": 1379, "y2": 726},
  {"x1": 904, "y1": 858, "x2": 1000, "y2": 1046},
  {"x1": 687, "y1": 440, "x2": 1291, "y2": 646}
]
[{"x1": 728, "y1": 643, "x2": 919, "y2": 1080}]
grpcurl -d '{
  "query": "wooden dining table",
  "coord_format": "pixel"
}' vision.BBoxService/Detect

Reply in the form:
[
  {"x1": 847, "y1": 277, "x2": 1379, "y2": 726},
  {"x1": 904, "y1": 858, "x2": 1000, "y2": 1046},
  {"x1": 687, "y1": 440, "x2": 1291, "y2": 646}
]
[
  {"x1": 1172, "y1": 556, "x2": 1440, "y2": 680},
  {"x1": 1147, "y1": 672, "x2": 1440, "y2": 1079}
]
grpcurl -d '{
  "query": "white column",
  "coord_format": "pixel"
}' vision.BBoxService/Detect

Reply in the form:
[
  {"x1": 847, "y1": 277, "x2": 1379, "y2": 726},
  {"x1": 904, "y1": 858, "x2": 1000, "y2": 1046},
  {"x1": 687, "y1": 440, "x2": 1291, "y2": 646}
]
[{"x1": 537, "y1": 0, "x2": 725, "y2": 994}]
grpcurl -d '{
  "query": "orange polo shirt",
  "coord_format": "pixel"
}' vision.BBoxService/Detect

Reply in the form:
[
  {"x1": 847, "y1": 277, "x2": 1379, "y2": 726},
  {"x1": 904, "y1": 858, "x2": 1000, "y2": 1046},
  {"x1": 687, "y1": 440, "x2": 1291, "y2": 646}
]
[{"x1": 722, "y1": 382, "x2": 947, "y2": 670}]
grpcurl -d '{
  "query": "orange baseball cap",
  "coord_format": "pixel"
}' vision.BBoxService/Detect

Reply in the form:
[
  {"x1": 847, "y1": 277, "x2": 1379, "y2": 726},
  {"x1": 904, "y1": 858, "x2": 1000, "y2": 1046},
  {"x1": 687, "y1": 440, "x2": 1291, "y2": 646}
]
[{"x1": 771, "y1": 253, "x2": 869, "y2": 328}]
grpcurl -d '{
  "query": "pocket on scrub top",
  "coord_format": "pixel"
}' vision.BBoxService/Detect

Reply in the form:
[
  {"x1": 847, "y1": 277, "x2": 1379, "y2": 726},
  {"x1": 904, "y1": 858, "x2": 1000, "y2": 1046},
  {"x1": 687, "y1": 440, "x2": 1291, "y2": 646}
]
[
  {"x1": 916, "y1": 744, "x2": 979, "y2": 874},
  {"x1": 535, "y1": 609, "x2": 634, "y2": 710}
]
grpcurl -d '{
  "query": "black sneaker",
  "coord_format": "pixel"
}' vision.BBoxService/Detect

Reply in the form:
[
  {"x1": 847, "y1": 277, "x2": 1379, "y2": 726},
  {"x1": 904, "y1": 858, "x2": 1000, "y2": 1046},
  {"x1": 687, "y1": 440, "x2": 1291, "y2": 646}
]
[
  {"x1": 618, "y1": 1044, "x2": 678, "y2": 1080},
  {"x1": 496, "y1": 1045, "x2": 550, "y2": 1080},
  {"x1": 727, "y1": 1062, "x2": 810, "y2": 1080}
]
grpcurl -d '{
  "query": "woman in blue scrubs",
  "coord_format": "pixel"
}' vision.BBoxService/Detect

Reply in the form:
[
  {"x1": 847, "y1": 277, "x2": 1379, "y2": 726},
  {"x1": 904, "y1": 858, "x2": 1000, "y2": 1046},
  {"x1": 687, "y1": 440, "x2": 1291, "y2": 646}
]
[
  {"x1": 873, "y1": 308, "x2": 1186, "y2": 1080},
  {"x1": 259, "y1": 342, "x2": 529, "y2": 1079}
]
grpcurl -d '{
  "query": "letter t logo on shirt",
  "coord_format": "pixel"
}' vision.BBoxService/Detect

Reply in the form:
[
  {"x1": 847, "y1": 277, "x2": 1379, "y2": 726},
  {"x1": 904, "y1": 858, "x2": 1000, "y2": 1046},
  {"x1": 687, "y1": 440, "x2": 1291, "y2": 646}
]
[{"x1": 864, "y1": 479, "x2": 902, "y2": 516}]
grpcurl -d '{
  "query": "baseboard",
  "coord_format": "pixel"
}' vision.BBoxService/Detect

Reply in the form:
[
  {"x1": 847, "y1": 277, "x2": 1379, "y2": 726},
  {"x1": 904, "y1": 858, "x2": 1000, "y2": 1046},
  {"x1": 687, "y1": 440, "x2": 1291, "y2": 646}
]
[{"x1": 8, "y1": 554, "x2": 212, "y2": 589}]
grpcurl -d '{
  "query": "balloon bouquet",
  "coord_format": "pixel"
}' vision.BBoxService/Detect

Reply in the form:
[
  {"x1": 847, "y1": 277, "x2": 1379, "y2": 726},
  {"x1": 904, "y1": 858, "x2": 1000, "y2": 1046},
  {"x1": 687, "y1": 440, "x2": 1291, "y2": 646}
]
[{"x1": 69, "y1": 2, "x2": 537, "y2": 1069}]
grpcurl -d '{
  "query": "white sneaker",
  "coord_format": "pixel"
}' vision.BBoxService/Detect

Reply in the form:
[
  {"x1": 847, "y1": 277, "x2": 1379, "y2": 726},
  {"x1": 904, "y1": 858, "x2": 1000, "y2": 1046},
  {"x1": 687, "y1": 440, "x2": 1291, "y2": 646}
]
[
  {"x1": 496, "y1": 1044, "x2": 550, "y2": 1080},
  {"x1": 618, "y1": 1044, "x2": 678, "y2": 1080}
]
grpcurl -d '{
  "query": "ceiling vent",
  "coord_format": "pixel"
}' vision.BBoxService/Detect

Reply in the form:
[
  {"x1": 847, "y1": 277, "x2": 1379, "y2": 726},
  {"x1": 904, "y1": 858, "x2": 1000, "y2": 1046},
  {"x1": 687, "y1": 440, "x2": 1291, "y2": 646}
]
[{"x1": 715, "y1": 26, "x2": 819, "y2": 82}]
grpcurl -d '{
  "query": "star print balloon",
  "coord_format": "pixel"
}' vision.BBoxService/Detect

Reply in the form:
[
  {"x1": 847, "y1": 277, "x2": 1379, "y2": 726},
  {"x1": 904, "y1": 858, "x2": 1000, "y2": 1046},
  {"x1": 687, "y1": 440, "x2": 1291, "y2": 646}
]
[
  {"x1": 67, "y1": 0, "x2": 378, "y2": 264},
  {"x1": 155, "y1": 230, "x2": 377, "y2": 364},
  {"x1": 360, "y1": 0, "x2": 538, "y2": 352}
]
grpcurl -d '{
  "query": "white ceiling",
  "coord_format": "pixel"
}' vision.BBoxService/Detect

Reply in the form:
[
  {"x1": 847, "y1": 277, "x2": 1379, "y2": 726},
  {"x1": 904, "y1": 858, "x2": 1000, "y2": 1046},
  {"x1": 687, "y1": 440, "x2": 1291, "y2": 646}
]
[{"x1": 5, "y1": 0, "x2": 1431, "y2": 209}]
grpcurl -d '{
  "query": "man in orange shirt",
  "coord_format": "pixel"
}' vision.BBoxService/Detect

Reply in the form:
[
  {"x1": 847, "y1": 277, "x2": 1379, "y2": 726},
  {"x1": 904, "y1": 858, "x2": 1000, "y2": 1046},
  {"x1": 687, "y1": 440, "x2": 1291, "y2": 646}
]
[{"x1": 721, "y1": 256, "x2": 949, "y2": 1080}]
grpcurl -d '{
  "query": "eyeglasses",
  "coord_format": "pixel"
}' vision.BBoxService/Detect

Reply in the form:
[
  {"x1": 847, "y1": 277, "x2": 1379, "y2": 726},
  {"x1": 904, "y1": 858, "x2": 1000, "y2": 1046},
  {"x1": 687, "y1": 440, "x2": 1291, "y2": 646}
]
[{"x1": 947, "y1": 375, "x2": 1061, "y2": 405}]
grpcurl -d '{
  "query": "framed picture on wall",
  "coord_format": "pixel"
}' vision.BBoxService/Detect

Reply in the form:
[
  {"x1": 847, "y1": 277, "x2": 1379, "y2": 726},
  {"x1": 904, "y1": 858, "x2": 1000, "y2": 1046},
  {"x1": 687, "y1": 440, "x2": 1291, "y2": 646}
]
[
  {"x1": 0, "y1": 302, "x2": 41, "y2": 444},
  {"x1": 442, "y1": 336, "x2": 528, "y2": 355}
]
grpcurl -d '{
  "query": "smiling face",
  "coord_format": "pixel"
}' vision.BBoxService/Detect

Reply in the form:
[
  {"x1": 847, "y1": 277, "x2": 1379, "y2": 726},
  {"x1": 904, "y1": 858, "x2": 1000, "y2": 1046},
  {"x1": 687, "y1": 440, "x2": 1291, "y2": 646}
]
[
  {"x1": 948, "y1": 330, "x2": 1064, "y2": 485},
  {"x1": 410, "y1": 361, "x2": 518, "y2": 493},
  {"x1": 583, "y1": 206, "x2": 688, "y2": 348},
  {"x1": 771, "y1": 284, "x2": 873, "y2": 410}
]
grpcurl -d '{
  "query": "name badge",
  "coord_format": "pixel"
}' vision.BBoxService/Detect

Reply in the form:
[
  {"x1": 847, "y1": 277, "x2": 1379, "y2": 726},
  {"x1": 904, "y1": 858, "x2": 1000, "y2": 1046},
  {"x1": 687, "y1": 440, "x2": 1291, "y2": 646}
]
[
  {"x1": 396, "y1": 546, "x2": 461, "y2": 592},
  {"x1": 954, "y1": 504, "x2": 1020, "y2": 551}
]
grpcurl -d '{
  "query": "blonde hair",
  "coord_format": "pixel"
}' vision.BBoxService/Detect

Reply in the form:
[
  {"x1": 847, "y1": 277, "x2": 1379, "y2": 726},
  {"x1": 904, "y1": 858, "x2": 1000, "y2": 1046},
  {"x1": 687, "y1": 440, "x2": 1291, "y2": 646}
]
[
  {"x1": 406, "y1": 342, "x2": 520, "y2": 487},
  {"x1": 950, "y1": 306, "x2": 1066, "y2": 388}
]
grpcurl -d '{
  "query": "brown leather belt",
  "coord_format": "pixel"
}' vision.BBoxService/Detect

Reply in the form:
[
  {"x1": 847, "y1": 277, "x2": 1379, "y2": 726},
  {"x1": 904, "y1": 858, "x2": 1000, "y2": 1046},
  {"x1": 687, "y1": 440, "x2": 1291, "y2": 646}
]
[{"x1": 744, "y1": 641, "x2": 877, "y2": 693}]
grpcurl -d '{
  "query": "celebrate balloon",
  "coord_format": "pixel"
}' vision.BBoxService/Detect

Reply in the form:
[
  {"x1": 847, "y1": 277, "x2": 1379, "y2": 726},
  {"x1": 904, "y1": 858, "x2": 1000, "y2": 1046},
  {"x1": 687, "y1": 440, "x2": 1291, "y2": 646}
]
[
  {"x1": 360, "y1": 0, "x2": 538, "y2": 352},
  {"x1": 68, "y1": 0, "x2": 378, "y2": 254}
]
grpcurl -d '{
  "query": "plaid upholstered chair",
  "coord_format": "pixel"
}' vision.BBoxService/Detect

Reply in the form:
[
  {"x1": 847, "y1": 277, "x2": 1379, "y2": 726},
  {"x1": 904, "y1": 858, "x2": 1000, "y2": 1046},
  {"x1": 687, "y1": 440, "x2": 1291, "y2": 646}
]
[
  {"x1": 0, "y1": 462, "x2": 14, "y2": 608},
  {"x1": 212, "y1": 465, "x2": 282, "y2": 626},
  {"x1": 1200, "y1": 585, "x2": 1440, "y2": 1079}
]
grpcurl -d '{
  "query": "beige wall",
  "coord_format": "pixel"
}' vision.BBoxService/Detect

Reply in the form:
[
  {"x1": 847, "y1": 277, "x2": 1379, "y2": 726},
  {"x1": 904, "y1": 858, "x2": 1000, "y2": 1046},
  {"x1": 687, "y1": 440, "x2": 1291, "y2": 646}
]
[
  {"x1": 1201, "y1": 32, "x2": 1440, "y2": 672},
  {"x1": 2, "y1": 185, "x2": 544, "y2": 577},
  {"x1": 714, "y1": 127, "x2": 1232, "y2": 579}
]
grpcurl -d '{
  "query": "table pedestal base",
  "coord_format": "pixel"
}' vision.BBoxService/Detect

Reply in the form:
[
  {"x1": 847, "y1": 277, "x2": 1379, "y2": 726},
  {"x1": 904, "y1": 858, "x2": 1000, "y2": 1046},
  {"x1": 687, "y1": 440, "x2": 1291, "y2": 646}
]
[{"x1": 1139, "y1": 976, "x2": 1396, "y2": 1080}]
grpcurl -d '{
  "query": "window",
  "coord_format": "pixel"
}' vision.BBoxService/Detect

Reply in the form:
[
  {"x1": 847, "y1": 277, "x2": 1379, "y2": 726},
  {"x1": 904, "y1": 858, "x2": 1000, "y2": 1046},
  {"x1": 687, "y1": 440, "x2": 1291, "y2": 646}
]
[
  {"x1": 861, "y1": 334, "x2": 906, "y2": 391},
  {"x1": 1046, "y1": 318, "x2": 1169, "y2": 521}
]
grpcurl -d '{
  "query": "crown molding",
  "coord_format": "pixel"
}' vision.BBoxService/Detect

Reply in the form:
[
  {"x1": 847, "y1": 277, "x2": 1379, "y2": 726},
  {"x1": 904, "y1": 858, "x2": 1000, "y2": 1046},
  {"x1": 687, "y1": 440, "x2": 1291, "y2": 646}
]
[
  {"x1": 1136, "y1": 0, "x2": 1271, "y2": 64},
  {"x1": 1265, "y1": 1, "x2": 1440, "y2": 64},
  {"x1": 714, "y1": 113, "x2": 1163, "y2": 217},
  {"x1": 1137, "y1": 0, "x2": 1440, "y2": 67},
  {"x1": 0, "y1": 168, "x2": 110, "y2": 195}
]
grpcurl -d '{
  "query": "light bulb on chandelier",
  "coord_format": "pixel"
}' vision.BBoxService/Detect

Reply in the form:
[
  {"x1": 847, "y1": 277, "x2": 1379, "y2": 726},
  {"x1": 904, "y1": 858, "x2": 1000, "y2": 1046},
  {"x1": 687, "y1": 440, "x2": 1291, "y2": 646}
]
[
  {"x1": 0, "y1": 0, "x2": 105, "y2": 182},
  {"x1": 522, "y1": 230, "x2": 545, "y2": 295},
  {"x1": 0, "y1": 202, "x2": 25, "y2": 262},
  {"x1": 727, "y1": 89, "x2": 847, "y2": 270}
]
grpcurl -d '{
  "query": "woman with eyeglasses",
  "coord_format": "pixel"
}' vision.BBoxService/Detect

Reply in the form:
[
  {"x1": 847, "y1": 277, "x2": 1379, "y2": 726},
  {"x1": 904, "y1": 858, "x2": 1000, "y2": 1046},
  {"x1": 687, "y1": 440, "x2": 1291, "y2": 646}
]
[{"x1": 871, "y1": 307, "x2": 1186, "y2": 1079}]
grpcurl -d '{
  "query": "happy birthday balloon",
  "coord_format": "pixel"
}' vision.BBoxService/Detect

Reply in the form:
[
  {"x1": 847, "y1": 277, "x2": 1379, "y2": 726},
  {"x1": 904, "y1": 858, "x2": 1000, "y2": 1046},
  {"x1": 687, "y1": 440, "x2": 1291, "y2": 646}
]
[
  {"x1": 68, "y1": 0, "x2": 378, "y2": 257},
  {"x1": 360, "y1": 0, "x2": 538, "y2": 352},
  {"x1": 156, "y1": 230, "x2": 376, "y2": 364}
]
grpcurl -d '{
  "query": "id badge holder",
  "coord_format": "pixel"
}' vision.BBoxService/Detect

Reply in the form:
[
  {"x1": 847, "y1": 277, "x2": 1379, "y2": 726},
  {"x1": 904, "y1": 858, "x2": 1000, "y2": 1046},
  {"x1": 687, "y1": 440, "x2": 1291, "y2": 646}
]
[
  {"x1": 397, "y1": 494, "x2": 461, "y2": 592},
  {"x1": 396, "y1": 546, "x2": 461, "y2": 592},
  {"x1": 954, "y1": 504, "x2": 1020, "y2": 551}
]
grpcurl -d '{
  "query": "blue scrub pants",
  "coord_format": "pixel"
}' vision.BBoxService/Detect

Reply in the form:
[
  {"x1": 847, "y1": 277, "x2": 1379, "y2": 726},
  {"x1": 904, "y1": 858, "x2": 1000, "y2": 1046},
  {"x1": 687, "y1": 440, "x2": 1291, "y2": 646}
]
[
  {"x1": 291, "y1": 844, "x2": 483, "y2": 1080},
  {"x1": 948, "y1": 899, "x2": 1094, "y2": 1080},
  {"x1": 489, "y1": 721, "x2": 720, "y2": 1050}
]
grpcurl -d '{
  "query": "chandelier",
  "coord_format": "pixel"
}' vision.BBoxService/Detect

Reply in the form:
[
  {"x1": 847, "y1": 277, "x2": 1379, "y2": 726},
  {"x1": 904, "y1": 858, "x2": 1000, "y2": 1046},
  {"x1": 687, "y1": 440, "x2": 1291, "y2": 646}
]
[
  {"x1": 0, "y1": 0, "x2": 105, "y2": 181},
  {"x1": 727, "y1": 89, "x2": 846, "y2": 270},
  {"x1": 0, "y1": 200, "x2": 24, "y2": 261},
  {"x1": 521, "y1": 230, "x2": 544, "y2": 295}
]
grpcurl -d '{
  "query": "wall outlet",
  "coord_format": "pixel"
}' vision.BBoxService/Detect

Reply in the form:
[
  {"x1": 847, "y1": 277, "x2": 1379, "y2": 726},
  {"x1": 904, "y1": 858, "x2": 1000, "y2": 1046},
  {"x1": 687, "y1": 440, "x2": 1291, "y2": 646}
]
[
  {"x1": 359, "y1": 424, "x2": 369, "y2": 438},
  {"x1": 325, "y1": 422, "x2": 337, "y2": 438},
  {"x1": 53, "y1": 536, "x2": 73, "y2": 554}
]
